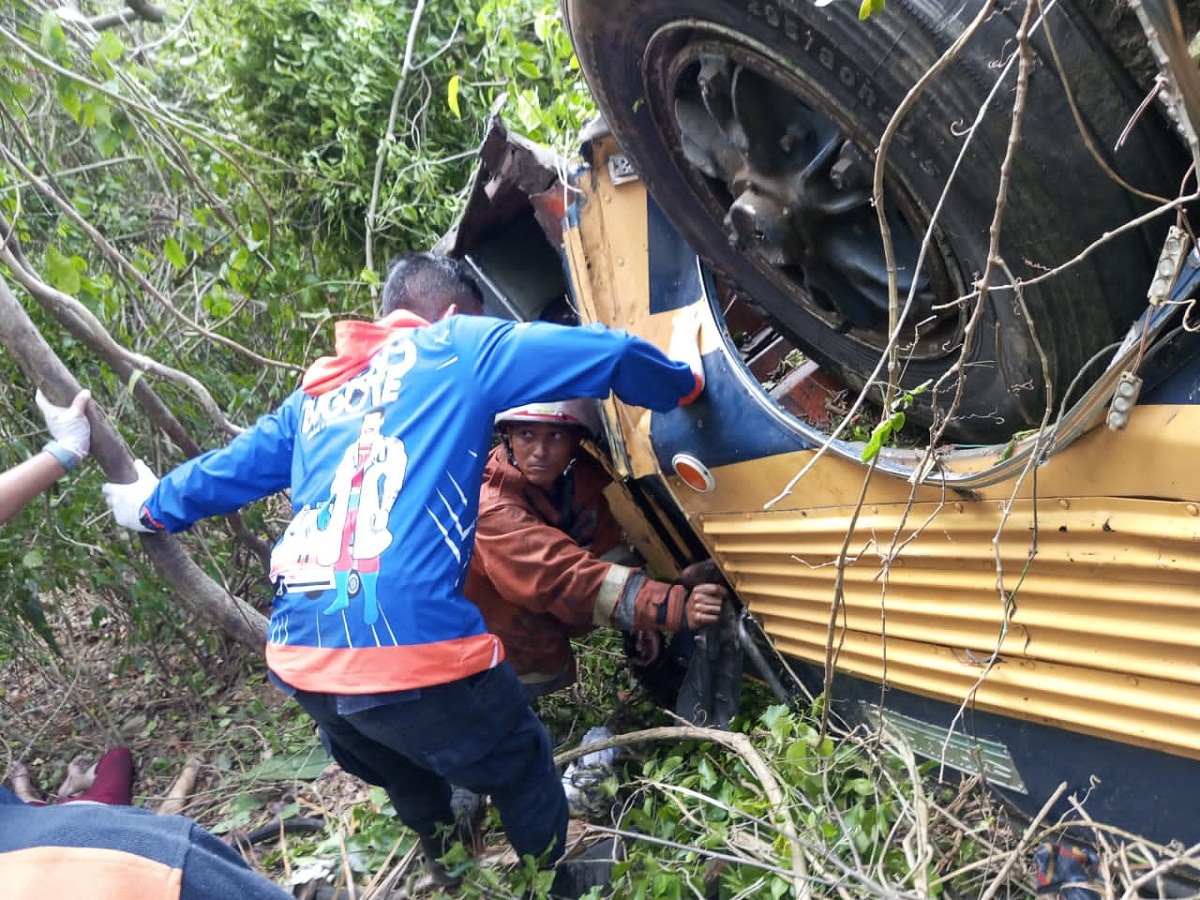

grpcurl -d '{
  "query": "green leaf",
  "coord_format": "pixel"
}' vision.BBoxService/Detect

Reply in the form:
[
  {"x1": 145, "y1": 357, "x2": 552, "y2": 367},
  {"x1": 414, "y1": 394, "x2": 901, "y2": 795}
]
[
  {"x1": 90, "y1": 97, "x2": 113, "y2": 129},
  {"x1": 860, "y1": 430, "x2": 884, "y2": 462},
  {"x1": 203, "y1": 293, "x2": 233, "y2": 318},
  {"x1": 784, "y1": 739, "x2": 811, "y2": 763},
  {"x1": 39, "y1": 11, "x2": 67, "y2": 57},
  {"x1": 22, "y1": 549, "x2": 44, "y2": 569},
  {"x1": 164, "y1": 236, "x2": 186, "y2": 270},
  {"x1": 447, "y1": 73, "x2": 461, "y2": 119},
  {"x1": 45, "y1": 246, "x2": 81, "y2": 295},
  {"x1": 92, "y1": 31, "x2": 125, "y2": 65},
  {"x1": 247, "y1": 744, "x2": 332, "y2": 781},
  {"x1": 846, "y1": 777, "x2": 875, "y2": 796},
  {"x1": 368, "y1": 785, "x2": 391, "y2": 811},
  {"x1": 55, "y1": 79, "x2": 82, "y2": 121},
  {"x1": 861, "y1": 409, "x2": 906, "y2": 461},
  {"x1": 93, "y1": 125, "x2": 122, "y2": 157}
]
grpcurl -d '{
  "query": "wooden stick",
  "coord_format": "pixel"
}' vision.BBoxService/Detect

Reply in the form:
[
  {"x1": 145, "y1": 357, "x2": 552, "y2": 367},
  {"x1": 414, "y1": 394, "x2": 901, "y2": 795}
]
[{"x1": 157, "y1": 756, "x2": 203, "y2": 815}]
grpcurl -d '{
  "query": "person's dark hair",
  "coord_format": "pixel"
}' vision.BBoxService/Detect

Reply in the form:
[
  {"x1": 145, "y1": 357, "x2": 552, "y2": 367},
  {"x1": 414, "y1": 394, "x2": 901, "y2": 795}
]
[{"x1": 381, "y1": 252, "x2": 484, "y2": 321}]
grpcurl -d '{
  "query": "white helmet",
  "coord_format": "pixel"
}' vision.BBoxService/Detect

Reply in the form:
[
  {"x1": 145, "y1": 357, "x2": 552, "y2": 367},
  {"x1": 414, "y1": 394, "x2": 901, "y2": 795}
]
[{"x1": 495, "y1": 399, "x2": 601, "y2": 438}]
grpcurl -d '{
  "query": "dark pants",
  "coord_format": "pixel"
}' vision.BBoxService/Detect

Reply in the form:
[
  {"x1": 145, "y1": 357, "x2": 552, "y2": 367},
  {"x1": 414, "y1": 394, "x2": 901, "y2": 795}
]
[{"x1": 291, "y1": 661, "x2": 568, "y2": 863}]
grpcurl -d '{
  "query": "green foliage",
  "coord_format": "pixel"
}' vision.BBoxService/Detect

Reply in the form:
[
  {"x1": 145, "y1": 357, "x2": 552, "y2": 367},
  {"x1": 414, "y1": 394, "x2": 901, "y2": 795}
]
[
  {"x1": 199, "y1": 0, "x2": 593, "y2": 259},
  {"x1": 761, "y1": 348, "x2": 807, "y2": 393},
  {"x1": 609, "y1": 702, "x2": 974, "y2": 897},
  {"x1": 473, "y1": 1, "x2": 595, "y2": 146},
  {"x1": 859, "y1": 0, "x2": 888, "y2": 20},
  {"x1": 860, "y1": 380, "x2": 930, "y2": 461}
]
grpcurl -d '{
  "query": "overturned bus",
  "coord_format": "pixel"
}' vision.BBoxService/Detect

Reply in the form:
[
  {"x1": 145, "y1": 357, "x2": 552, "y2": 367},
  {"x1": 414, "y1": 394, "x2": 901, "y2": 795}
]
[{"x1": 440, "y1": 0, "x2": 1200, "y2": 855}]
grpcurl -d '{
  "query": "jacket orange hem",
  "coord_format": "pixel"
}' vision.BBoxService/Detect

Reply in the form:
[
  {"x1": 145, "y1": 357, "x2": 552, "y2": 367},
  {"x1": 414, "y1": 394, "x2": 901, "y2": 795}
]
[{"x1": 266, "y1": 633, "x2": 505, "y2": 693}]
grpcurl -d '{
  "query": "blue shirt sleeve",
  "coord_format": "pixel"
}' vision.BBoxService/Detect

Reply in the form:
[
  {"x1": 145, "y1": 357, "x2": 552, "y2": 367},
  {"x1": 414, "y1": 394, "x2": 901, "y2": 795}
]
[
  {"x1": 146, "y1": 393, "x2": 302, "y2": 533},
  {"x1": 465, "y1": 319, "x2": 696, "y2": 412}
]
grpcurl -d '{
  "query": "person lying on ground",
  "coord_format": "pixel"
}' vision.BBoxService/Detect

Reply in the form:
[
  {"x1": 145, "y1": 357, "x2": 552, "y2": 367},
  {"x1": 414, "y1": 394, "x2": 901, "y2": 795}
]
[
  {"x1": 7, "y1": 747, "x2": 135, "y2": 807},
  {"x1": 465, "y1": 398, "x2": 727, "y2": 702},
  {"x1": 0, "y1": 392, "x2": 288, "y2": 897},
  {"x1": 0, "y1": 780, "x2": 294, "y2": 900}
]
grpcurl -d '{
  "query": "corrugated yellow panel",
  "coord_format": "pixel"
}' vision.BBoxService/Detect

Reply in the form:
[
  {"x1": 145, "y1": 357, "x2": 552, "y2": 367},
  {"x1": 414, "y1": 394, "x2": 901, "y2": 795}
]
[{"x1": 698, "y1": 497, "x2": 1200, "y2": 759}]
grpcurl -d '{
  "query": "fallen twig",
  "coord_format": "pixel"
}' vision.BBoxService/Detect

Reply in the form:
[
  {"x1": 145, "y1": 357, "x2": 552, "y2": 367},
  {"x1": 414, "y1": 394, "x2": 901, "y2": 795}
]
[{"x1": 157, "y1": 755, "x2": 203, "y2": 816}]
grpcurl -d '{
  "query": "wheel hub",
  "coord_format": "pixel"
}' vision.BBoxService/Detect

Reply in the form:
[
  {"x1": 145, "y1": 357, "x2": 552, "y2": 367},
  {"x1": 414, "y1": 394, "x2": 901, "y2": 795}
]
[{"x1": 650, "y1": 30, "x2": 960, "y2": 356}]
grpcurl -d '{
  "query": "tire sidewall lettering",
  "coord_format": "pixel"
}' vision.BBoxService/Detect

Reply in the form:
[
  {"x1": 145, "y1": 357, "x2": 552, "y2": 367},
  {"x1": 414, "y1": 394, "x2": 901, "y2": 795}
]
[{"x1": 742, "y1": 0, "x2": 942, "y2": 184}]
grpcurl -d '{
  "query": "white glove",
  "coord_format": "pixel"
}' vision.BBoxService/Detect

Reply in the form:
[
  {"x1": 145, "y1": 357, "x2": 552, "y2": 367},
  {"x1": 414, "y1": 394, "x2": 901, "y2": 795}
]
[
  {"x1": 101, "y1": 459, "x2": 161, "y2": 533},
  {"x1": 36, "y1": 389, "x2": 91, "y2": 465}
]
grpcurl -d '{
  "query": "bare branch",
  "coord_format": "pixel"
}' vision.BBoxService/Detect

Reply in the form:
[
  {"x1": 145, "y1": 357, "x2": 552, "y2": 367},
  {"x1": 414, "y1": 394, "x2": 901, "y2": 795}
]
[
  {"x1": 82, "y1": 8, "x2": 140, "y2": 31},
  {"x1": 125, "y1": 0, "x2": 165, "y2": 23},
  {"x1": 927, "y1": 1, "x2": 1038, "y2": 448},
  {"x1": 0, "y1": 146, "x2": 300, "y2": 384},
  {"x1": 0, "y1": 237, "x2": 243, "y2": 438},
  {"x1": 0, "y1": 22, "x2": 284, "y2": 252},
  {"x1": 73, "y1": 0, "x2": 168, "y2": 29},
  {"x1": 365, "y1": 0, "x2": 429, "y2": 283},
  {"x1": 875, "y1": 0, "x2": 998, "y2": 412},
  {"x1": 0, "y1": 275, "x2": 268, "y2": 649},
  {"x1": 554, "y1": 723, "x2": 811, "y2": 900},
  {"x1": 821, "y1": 456, "x2": 877, "y2": 739}
]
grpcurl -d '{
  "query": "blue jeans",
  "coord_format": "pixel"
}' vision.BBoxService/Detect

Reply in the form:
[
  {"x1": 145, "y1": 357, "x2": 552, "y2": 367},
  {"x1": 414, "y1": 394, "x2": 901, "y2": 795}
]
[{"x1": 289, "y1": 661, "x2": 567, "y2": 863}]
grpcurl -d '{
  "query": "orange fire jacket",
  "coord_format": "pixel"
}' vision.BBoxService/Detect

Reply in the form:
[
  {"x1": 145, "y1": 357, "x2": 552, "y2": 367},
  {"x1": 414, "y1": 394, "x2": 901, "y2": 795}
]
[{"x1": 465, "y1": 445, "x2": 681, "y2": 692}]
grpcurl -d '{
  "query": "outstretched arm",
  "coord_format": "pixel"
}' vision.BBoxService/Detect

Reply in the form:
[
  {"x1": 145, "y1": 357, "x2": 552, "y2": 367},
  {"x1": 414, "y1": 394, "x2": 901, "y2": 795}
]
[
  {"x1": 0, "y1": 453, "x2": 72, "y2": 527},
  {"x1": 474, "y1": 503, "x2": 726, "y2": 633},
  {"x1": 104, "y1": 393, "x2": 301, "y2": 534},
  {"x1": 0, "y1": 389, "x2": 91, "y2": 528},
  {"x1": 469, "y1": 317, "x2": 704, "y2": 416}
]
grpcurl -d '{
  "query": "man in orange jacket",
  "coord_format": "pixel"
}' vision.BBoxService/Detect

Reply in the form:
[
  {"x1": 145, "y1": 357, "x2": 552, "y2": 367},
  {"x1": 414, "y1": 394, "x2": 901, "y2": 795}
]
[{"x1": 465, "y1": 399, "x2": 726, "y2": 701}]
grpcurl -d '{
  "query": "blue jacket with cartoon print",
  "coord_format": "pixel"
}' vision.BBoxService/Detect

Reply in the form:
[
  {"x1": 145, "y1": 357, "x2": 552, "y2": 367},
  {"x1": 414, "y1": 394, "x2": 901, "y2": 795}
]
[{"x1": 140, "y1": 312, "x2": 699, "y2": 693}]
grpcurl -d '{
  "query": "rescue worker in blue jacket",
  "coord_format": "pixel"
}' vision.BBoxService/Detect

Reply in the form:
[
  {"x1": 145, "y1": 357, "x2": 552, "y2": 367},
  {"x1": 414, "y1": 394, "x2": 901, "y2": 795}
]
[{"x1": 101, "y1": 252, "x2": 710, "y2": 883}]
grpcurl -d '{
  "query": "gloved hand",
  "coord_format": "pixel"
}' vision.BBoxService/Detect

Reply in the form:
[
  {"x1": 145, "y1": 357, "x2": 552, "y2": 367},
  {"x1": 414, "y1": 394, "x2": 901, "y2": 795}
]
[
  {"x1": 36, "y1": 388, "x2": 91, "y2": 470},
  {"x1": 625, "y1": 580, "x2": 726, "y2": 632},
  {"x1": 684, "y1": 583, "x2": 726, "y2": 630},
  {"x1": 101, "y1": 459, "x2": 161, "y2": 533},
  {"x1": 679, "y1": 559, "x2": 721, "y2": 590},
  {"x1": 668, "y1": 305, "x2": 705, "y2": 405}
]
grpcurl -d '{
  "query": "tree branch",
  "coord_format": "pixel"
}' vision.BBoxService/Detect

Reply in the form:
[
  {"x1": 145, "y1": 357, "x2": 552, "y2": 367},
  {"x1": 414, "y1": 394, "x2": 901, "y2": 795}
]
[
  {"x1": 0, "y1": 232, "x2": 243, "y2": 439},
  {"x1": 555, "y1": 724, "x2": 810, "y2": 900},
  {"x1": 0, "y1": 146, "x2": 298, "y2": 384},
  {"x1": 0, "y1": 276, "x2": 268, "y2": 649},
  {"x1": 365, "y1": 0, "x2": 428, "y2": 282},
  {"x1": 125, "y1": 0, "x2": 166, "y2": 23}
]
